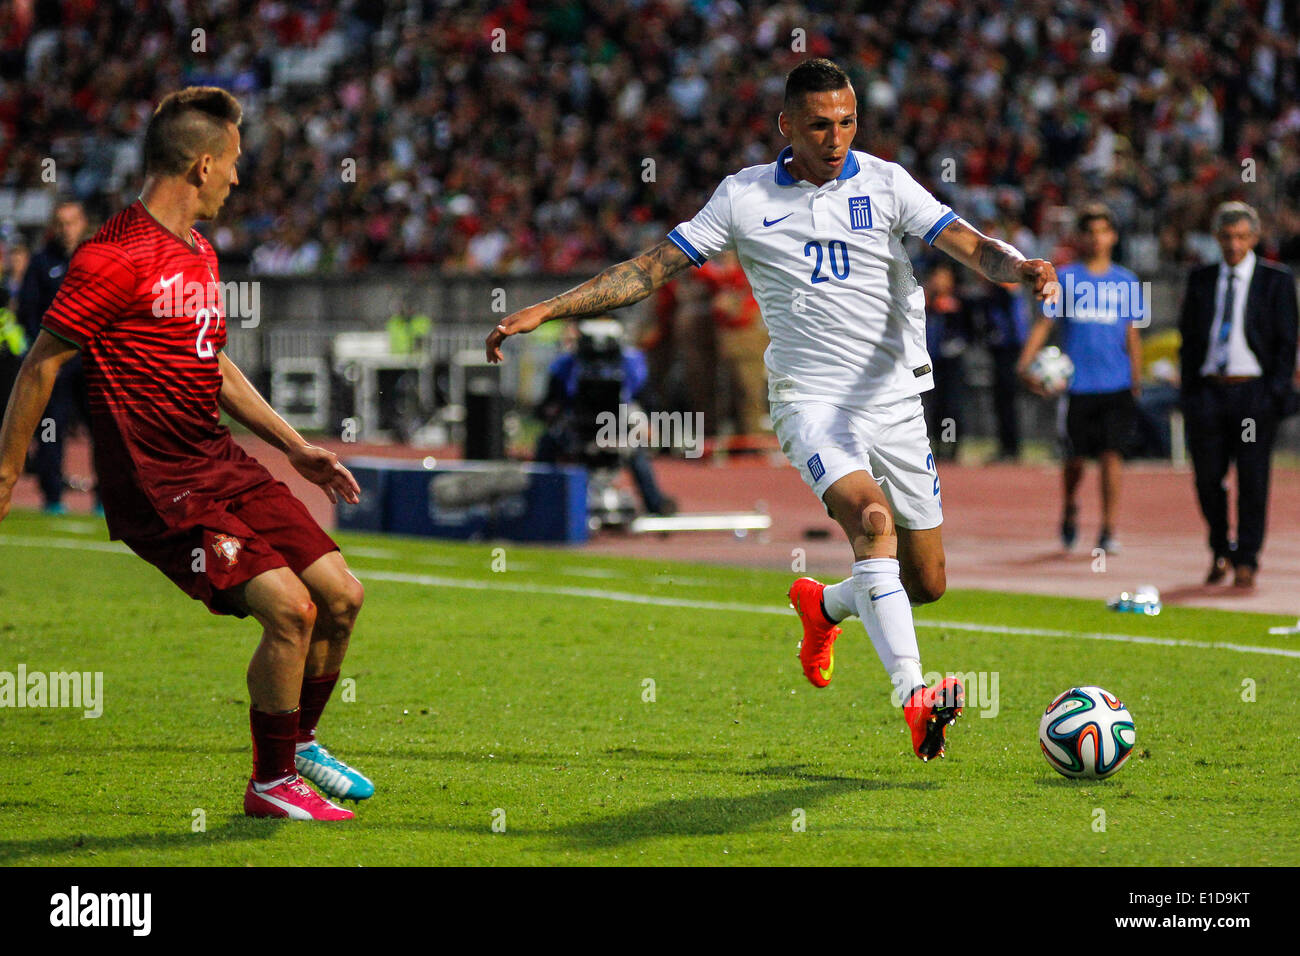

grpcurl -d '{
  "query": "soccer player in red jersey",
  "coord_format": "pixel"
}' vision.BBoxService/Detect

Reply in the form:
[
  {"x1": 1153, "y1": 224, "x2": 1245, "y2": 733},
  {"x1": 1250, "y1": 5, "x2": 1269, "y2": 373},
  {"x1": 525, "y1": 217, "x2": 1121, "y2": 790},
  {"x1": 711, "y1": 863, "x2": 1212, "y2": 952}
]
[{"x1": 0, "y1": 87, "x2": 372, "y2": 821}]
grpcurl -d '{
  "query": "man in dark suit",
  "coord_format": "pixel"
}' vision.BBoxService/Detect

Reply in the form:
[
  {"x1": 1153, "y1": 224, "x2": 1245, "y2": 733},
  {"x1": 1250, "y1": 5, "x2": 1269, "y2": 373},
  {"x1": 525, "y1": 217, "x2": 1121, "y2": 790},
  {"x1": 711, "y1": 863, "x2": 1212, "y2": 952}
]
[
  {"x1": 1178, "y1": 201, "x2": 1299, "y2": 588},
  {"x1": 16, "y1": 199, "x2": 93, "y2": 513}
]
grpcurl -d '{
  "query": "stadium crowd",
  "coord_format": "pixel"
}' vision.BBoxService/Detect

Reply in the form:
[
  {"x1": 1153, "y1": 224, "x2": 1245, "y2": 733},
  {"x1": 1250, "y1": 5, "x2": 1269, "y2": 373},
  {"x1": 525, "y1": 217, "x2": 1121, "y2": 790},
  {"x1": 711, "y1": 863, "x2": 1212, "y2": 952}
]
[{"x1": 1, "y1": 0, "x2": 1298, "y2": 278}]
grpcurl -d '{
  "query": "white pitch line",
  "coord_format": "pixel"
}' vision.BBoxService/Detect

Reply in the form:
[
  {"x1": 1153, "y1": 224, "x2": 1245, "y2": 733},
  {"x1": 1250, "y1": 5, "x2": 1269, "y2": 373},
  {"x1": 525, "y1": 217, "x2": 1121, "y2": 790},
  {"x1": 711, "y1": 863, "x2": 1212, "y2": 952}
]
[
  {"x1": 652, "y1": 573, "x2": 721, "y2": 586},
  {"x1": 558, "y1": 567, "x2": 624, "y2": 579},
  {"x1": 49, "y1": 520, "x2": 101, "y2": 535},
  {"x1": 3, "y1": 535, "x2": 1298, "y2": 659},
  {"x1": 353, "y1": 568, "x2": 1300, "y2": 660},
  {"x1": 343, "y1": 546, "x2": 400, "y2": 559},
  {"x1": 0, "y1": 536, "x2": 130, "y2": 554}
]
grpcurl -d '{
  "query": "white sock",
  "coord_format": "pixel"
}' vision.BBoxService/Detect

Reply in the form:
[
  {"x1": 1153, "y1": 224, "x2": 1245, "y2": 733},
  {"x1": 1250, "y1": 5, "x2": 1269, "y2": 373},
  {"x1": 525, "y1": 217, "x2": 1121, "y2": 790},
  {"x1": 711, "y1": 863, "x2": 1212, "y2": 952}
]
[
  {"x1": 252, "y1": 773, "x2": 296, "y2": 793},
  {"x1": 294, "y1": 740, "x2": 315, "y2": 754},
  {"x1": 850, "y1": 558, "x2": 924, "y2": 705},
  {"x1": 821, "y1": 578, "x2": 856, "y2": 622}
]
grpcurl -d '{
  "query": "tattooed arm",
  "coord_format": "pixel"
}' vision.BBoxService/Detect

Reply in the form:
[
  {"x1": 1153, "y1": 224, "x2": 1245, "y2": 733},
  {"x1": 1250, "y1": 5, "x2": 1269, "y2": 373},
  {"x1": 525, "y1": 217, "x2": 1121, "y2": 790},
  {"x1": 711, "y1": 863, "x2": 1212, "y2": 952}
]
[
  {"x1": 932, "y1": 218, "x2": 1059, "y2": 304},
  {"x1": 486, "y1": 239, "x2": 693, "y2": 362}
]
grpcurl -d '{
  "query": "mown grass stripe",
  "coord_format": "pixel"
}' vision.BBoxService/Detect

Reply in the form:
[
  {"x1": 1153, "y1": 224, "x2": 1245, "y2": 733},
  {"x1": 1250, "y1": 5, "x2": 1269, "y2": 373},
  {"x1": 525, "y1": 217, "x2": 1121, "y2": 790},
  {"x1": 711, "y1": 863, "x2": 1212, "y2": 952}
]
[{"x1": 5, "y1": 534, "x2": 1297, "y2": 659}]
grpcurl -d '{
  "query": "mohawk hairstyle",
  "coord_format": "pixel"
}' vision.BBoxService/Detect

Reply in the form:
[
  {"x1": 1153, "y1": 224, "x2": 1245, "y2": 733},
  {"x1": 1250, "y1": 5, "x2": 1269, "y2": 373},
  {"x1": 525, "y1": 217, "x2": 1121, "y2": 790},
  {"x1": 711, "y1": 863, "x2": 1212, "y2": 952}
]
[{"x1": 143, "y1": 87, "x2": 243, "y2": 176}]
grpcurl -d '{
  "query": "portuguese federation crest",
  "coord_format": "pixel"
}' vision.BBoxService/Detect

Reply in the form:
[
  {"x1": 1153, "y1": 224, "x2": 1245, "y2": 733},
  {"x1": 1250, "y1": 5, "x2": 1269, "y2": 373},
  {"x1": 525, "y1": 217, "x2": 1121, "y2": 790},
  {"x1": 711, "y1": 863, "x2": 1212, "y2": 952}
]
[{"x1": 211, "y1": 533, "x2": 242, "y2": 570}]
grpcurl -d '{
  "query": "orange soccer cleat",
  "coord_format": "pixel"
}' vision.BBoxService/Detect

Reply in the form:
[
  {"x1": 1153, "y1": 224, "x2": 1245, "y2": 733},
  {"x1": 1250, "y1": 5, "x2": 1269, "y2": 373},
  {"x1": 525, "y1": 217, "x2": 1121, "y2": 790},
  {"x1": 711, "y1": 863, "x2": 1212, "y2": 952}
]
[
  {"x1": 903, "y1": 677, "x2": 965, "y2": 762},
  {"x1": 788, "y1": 577, "x2": 842, "y2": 688}
]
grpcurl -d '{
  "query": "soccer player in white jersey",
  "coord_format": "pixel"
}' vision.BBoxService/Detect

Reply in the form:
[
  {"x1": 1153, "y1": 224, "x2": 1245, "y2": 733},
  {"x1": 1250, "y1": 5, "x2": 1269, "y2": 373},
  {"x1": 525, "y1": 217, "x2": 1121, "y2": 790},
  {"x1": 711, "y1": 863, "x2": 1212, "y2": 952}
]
[{"x1": 487, "y1": 59, "x2": 1058, "y2": 761}]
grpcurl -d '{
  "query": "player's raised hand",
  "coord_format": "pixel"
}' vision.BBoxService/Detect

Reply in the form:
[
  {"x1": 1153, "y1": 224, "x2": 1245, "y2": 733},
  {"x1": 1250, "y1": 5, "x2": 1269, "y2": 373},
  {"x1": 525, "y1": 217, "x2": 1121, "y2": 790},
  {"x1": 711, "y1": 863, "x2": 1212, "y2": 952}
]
[
  {"x1": 288, "y1": 444, "x2": 361, "y2": 505},
  {"x1": 1020, "y1": 259, "x2": 1060, "y2": 307},
  {"x1": 486, "y1": 304, "x2": 548, "y2": 363}
]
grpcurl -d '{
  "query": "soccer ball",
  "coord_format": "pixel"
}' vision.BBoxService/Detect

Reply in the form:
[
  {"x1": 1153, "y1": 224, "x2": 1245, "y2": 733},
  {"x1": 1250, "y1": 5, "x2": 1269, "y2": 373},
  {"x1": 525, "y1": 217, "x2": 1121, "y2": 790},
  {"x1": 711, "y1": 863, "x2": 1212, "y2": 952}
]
[
  {"x1": 1038, "y1": 686, "x2": 1136, "y2": 779},
  {"x1": 1027, "y1": 346, "x2": 1075, "y2": 394}
]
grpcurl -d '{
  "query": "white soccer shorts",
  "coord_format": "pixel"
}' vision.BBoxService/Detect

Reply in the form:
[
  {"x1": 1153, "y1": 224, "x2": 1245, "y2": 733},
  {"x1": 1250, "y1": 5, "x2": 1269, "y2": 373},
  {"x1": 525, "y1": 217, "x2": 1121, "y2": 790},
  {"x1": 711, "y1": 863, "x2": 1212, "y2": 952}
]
[{"x1": 770, "y1": 396, "x2": 943, "y2": 530}]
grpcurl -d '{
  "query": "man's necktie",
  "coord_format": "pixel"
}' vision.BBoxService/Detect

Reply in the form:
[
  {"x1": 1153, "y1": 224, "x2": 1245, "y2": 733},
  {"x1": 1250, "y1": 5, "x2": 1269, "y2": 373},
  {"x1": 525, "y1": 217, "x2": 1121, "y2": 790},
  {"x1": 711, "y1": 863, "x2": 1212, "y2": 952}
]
[{"x1": 1216, "y1": 271, "x2": 1236, "y2": 374}]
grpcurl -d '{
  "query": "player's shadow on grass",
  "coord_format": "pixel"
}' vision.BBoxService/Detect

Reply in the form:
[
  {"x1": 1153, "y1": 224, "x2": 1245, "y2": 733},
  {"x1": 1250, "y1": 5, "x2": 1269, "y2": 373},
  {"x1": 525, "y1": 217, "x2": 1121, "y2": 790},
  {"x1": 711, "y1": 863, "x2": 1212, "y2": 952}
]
[
  {"x1": 1032, "y1": 776, "x2": 1129, "y2": 788},
  {"x1": 0, "y1": 815, "x2": 281, "y2": 864},
  {"x1": 551, "y1": 764, "x2": 935, "y2": 849}
]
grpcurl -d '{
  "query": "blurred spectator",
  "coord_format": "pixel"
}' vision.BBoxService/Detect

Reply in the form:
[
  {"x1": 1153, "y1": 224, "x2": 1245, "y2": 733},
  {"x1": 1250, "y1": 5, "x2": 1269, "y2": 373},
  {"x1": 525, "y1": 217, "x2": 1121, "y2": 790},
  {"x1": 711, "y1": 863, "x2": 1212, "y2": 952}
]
[
  {"x1": 698, "y1": 251, "x2": 768, "y2": 438},
  {"x1": 650, "y1": 266, "x2": 718, "y2": 436},
  {"x1": 921, "y1": 261, "x2": 973, "y2": 462},
  {"x1": 16, "y1": 200, "x2": 95, "y2": 514},
  {"x1": 977, "y1": 279, "x2": 1031, "y2": 460},
  {"x1": 0, "y1": 2, "x2": 1297, "y2": 276},
  {"x1": 1178, "y1": 201, "x2": 1298, "y2": 589},
  {"x1": 0, "y1": 243, "x2": 26, "y2": 405},
  {"x1": 536, "y1": 319, "x2": 675, "y2": 516},
  {"x1": 1132, "y1": 327, "x2": 1183, "y2": 459},
  {"x1": 4, "y1": 244, "x2": 29, "y2": 304},
  {"x1": 1018, "y1": 202, "x2": 1145, "y2": 555}
]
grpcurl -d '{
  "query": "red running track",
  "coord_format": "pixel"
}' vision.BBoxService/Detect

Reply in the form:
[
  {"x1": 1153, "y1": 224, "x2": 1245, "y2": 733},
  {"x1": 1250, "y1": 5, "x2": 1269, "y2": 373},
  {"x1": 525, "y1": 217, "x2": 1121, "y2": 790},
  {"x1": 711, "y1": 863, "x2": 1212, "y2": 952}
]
[{"x1": 12, "y1": 436, "x2": 1298, "y2": 617}]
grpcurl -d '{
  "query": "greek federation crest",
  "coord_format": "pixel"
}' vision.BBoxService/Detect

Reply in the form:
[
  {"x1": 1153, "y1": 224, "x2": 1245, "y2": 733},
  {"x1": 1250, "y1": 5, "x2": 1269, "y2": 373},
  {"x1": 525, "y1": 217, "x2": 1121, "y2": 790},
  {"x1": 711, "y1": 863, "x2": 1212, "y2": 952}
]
[{"x1": 848, "y1": 196, "x2": 873, "y2": 230}]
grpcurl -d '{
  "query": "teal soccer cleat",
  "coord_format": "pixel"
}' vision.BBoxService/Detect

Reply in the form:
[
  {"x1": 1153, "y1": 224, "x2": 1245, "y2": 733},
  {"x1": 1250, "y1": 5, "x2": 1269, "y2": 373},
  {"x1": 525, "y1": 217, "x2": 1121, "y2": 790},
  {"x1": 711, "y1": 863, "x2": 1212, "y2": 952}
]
[{"x1": 294, "y1": 743, "x2": 375, "y2": 801}]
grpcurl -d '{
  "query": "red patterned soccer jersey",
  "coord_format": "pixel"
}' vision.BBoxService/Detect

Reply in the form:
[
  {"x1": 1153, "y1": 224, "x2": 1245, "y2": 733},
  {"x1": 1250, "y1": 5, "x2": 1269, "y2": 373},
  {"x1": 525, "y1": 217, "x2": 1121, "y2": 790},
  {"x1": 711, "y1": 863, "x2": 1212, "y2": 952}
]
[{"x1": 41, "y1": 201, "x2": 273, "y2": 540}]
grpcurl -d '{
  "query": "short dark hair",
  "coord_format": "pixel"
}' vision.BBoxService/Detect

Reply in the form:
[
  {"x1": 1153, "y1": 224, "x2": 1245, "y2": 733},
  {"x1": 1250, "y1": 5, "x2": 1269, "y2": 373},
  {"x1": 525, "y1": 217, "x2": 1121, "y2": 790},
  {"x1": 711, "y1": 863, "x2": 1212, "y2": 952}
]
[
  {"x1": 1076, "y1": 202, "x2": 1117, "y2": 234},
  {"x1": 143, "y1": 87, "x2": 242, "y2": 176},
  {"x1": 784, "y1": 58, "x2": 852, "y2": 111}
]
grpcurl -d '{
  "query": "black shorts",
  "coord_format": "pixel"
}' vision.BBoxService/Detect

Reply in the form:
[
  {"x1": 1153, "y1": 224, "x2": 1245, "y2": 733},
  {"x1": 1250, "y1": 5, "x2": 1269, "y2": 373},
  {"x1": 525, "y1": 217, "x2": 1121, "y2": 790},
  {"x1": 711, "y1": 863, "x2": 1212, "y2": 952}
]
[{"x1": 1062, "y1": 389, "x2": 1137, "y2": 459}]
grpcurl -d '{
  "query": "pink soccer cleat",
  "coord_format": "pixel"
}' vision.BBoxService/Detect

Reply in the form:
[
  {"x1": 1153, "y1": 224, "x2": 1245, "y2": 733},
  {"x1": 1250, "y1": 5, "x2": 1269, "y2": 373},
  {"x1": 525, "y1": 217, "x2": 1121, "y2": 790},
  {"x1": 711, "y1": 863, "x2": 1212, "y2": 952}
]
[{"x1": 243, "y1": 775, "x2": 355, "y2": 821}]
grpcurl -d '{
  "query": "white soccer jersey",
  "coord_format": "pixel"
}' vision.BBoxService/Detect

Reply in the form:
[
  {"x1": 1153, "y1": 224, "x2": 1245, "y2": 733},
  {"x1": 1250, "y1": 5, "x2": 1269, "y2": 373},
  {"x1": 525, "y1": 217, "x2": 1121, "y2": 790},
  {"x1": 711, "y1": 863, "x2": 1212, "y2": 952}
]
[{"x1": 668, "y1": 147, "x2": 958, "y2": 408}]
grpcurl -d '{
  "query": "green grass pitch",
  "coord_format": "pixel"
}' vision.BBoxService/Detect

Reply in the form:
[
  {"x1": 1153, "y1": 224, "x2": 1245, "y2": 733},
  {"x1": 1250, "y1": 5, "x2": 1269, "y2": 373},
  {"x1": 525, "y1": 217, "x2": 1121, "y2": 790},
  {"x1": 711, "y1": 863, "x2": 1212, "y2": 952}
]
[{"x1": 1, "y1": 509, "x2": 1297, "y2": 866}]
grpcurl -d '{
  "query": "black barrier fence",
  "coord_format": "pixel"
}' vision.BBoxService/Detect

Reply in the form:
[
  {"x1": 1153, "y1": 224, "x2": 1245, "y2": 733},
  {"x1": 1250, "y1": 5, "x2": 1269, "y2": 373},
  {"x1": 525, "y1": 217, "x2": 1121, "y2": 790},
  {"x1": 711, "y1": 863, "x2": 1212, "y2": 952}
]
[{"x1": 217, "y1": 272, "x2": 1300, "y2": 456}]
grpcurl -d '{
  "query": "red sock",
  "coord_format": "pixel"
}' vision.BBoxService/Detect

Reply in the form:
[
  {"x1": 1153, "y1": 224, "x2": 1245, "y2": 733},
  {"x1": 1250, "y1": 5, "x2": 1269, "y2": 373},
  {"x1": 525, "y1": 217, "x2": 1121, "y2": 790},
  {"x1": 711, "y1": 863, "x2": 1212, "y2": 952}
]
[
  {"x1": 249, "y1": 707, "x2": 300, "y2": 783},
  {"x1": 297, "y1": 671, "x2": 340, "y2": 744}
]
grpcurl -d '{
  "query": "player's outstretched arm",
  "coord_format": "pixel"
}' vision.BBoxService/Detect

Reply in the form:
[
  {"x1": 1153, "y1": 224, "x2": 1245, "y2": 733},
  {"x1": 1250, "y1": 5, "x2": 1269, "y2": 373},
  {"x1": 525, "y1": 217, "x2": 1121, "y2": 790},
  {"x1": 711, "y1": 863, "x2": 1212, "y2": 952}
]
[
  {"x1": 486, "y1": 239, "x2": 692, "y2": 363},
  {"x1": 0, "y1": 331, "x2": 80, "y2": 523},
  {"x1": 216, "y1": 351, "x2": 360, "y2": 505},
  {"x1": 933, "y1": 219, "x2": 1059, "y2": 306}
]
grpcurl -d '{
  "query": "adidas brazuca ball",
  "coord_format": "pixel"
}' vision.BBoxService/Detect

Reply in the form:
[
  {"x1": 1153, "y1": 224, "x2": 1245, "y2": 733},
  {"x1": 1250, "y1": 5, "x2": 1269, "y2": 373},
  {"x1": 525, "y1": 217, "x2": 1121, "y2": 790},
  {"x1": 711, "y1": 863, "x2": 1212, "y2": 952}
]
[
  {"x1": 1027, "y1": 346, "x2": 1075, "y2": 395},
  {"x1": 1038, "y1": 686, "x2": 1136, "y2": 779}
]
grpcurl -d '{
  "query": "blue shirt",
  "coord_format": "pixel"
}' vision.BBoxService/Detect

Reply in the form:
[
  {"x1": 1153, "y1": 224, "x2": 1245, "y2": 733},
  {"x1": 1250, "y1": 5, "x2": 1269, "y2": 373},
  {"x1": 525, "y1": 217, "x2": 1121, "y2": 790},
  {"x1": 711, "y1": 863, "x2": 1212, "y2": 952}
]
[
  {"x1": 1050, "y1": 262, "x2": 1144, "y2": 394},
  {"x1": 547, "y1": 348, "x2": 649, "y2": 404},
  {"x1": 984, "y1": 285, "x2": 1030, "y2": 348}
]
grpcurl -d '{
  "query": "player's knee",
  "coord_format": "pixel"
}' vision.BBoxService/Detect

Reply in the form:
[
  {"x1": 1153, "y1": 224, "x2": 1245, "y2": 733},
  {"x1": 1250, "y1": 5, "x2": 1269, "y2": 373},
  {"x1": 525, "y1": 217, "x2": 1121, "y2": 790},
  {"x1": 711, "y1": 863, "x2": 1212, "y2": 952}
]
[
  {"x1": 272, "y1": 593, "x2": 317, "y2": 641},
  {"x1": 326, "y1": 576, "x2": 364, "y2": 633},
  {"x1": 858, "y1": 502, "x2": 898, "y2": 558}
]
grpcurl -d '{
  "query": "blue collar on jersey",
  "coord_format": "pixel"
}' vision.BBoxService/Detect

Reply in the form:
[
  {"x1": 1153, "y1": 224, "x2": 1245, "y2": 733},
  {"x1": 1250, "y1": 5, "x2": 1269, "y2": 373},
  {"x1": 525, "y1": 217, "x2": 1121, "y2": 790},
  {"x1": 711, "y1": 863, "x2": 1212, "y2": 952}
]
[{"x1": 774, "y1": 146, "x2": 860, "y2": 186}]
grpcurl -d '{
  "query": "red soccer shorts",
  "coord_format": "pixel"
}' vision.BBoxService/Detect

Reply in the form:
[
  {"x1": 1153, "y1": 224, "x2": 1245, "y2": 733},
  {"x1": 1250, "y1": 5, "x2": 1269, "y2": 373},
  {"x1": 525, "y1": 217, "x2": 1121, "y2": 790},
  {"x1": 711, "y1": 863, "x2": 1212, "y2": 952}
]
[{"x1": 123, "y1": 479, "x2": 339, "y2": 616}]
